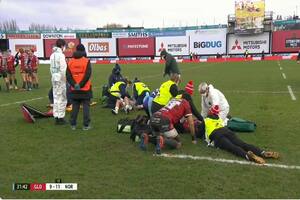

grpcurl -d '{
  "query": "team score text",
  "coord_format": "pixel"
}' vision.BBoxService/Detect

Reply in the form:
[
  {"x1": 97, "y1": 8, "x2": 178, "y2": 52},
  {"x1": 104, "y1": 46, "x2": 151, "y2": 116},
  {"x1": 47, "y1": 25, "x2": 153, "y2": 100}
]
[{"x1": 46, "y1": 183, "x2": 78, "y2": 191}]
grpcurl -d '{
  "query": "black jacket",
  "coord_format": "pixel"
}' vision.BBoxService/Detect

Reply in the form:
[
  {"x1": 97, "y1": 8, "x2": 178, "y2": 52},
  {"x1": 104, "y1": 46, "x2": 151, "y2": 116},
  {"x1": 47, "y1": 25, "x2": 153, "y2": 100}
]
[
  {"x1": 161, "y1": 50, "x2": 180, "y2": 76},
  {"x1": 178, "y1": 90, "x2": 203, "y2": 122},
  {"x1": 67, "y1": 51, "x2": 93, "y2": 100}
]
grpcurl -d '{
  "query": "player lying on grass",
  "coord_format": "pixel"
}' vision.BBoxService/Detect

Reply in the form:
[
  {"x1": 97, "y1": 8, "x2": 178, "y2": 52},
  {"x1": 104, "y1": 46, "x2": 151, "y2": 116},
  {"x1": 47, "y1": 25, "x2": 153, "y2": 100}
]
[
  {"x1": 141, "y1": 98, "x2": 197, "y2": 154},
  {"x1": 203, "y1": 105, "x2": 279, "y2": 164}
]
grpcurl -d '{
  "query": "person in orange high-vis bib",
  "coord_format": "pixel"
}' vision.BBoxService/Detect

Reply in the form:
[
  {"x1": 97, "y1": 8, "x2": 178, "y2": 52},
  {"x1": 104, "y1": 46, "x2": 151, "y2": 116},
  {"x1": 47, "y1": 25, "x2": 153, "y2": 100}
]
[{"x1": 67, "y1": 44, "x2": 93, "y2": 131}]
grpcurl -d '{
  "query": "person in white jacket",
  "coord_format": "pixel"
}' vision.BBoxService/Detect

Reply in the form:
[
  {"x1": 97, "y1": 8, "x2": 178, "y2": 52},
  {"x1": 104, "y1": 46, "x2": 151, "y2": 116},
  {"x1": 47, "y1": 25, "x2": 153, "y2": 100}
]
[
  {"x1": 50, "y1": 39, "x2": 67, "y2": 125},
  {"x1": 199, "y1": 82, "x2": 230, "y2": 125}
]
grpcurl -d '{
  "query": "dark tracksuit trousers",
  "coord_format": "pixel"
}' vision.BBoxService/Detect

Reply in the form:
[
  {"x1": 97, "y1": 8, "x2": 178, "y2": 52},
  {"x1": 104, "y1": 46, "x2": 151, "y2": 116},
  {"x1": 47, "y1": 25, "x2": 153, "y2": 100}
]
[
  {"x1": 210, "y1": 127, "x2": 263, "y2": 159},
  {"x1": 70, "y1": 99, "x2": 90, "y2": 127}
]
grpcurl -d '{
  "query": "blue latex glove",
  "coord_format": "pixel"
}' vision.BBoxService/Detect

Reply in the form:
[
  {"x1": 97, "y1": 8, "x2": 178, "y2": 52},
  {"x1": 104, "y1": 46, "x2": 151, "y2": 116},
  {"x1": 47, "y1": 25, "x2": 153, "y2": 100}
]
[{"x1": 74, "y1": 84, "x2": 80, "y2": 90}]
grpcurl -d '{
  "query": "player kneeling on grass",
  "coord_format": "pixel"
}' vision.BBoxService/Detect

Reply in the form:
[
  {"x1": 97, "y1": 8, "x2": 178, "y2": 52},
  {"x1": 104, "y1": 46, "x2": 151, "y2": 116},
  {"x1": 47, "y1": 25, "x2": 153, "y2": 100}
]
[
  {"x1": 6, "y1": 50, "x2": 18, "y2": 90},
  {"x1": 141, "y1": 98, "x2": 197, "y2": 154},
  {"x1": 132, "y1": 77, "x2": 150, "y2": 110},
  {"x1": 204, "y1": 105, "x2": 279, "y2": 164},
  {"x1": 110, "y1": 78, "x2": 133, "y2": 115}
]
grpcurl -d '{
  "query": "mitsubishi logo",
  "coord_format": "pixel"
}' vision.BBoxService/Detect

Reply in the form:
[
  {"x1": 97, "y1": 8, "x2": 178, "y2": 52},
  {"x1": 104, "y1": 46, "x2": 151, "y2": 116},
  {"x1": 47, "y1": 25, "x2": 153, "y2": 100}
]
[{"x1": 232, "y1": 39, "x2": 242, "y2": 50}]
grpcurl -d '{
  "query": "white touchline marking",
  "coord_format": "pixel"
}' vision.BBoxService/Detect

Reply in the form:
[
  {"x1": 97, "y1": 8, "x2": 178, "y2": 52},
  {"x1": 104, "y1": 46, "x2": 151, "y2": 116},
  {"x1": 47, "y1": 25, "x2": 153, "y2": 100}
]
[
  {"x1": 282, "y1": 73, "x2": 287, "y2": 79},
  {"x1": 0, "y1": 97, "x2": 46, "y2": 107},
  {"x1": 287, "y1": 85, "x2": 297, "y2": 101},
  {"x1": 156, "y1": 153, "x2": 300, "y2": 170},
  {"x1": 225, "y1": 90, "x2": 290, "y2": 94}
]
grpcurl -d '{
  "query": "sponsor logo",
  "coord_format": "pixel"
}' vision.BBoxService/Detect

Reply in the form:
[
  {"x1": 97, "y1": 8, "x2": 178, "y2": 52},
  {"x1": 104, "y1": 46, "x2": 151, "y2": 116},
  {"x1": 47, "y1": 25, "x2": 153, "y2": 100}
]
[
  {"x1": 128, "y1": 32, "x2": 149, "y2": 38},
  {"x1": 231, "y1": 40, "x2": 242, "y2": 50},
  {"x1": 88, "y1": 42, "x2": 109, "y2": 53},
  {"x1": 125, "y1": 44, "x2": 149, "y2": 49},
  {"x1": 0, "y1": 34, "x2": 6, "y2": 39},
  {"x1": 43, "y1": 33, "x2": 63, "y2": 39},
  {"x1": 194, "y1": 41, "x2": 222, "y2": 48},
  {"x1": 7, "y1": 34, "x2": 41, "y2": 39},
  {"x1": 15, "y1": 44, "x2": 37, "y2": 52}
]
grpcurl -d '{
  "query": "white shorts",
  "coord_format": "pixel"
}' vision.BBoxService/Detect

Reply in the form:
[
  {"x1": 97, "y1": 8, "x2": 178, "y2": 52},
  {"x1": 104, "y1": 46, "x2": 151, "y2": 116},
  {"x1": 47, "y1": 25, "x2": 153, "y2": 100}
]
[{"x1": 163, "y1": 128, "x2": 178, "y2": 138}]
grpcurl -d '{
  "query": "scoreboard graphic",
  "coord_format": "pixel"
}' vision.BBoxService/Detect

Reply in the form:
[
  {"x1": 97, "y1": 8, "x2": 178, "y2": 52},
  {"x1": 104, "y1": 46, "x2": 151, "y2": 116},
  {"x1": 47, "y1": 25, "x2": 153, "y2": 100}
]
[{"x1": 13, "y1": 183, "x2": 78, "y2": 191}]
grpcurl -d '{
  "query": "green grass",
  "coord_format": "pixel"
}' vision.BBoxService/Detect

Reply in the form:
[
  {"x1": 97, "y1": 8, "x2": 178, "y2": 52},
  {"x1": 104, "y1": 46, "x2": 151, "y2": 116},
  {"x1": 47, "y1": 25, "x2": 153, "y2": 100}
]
[{"x1": 0, "y1": 60, "x2": 300, "y2": 198}]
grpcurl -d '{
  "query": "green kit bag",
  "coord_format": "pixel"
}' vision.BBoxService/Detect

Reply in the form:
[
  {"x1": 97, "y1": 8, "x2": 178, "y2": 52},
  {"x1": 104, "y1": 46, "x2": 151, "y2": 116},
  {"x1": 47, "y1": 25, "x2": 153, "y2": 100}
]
[{"x1": 227, "y1": 117, "x2": 256, "y2": 132}]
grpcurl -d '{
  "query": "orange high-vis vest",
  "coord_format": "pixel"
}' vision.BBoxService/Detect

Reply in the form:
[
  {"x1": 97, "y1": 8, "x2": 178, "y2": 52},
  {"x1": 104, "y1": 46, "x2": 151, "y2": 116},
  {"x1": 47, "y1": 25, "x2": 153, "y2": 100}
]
[{"x1": 68, "y1": 57, "x2": 91, "y2": 91}]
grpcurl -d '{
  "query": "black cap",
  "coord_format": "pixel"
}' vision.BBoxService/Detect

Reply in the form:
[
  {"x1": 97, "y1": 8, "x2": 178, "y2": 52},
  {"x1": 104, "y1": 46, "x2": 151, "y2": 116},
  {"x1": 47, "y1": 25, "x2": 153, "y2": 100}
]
[{"x1": 76, "y1": 44, "x2": 86, "y2": 52}]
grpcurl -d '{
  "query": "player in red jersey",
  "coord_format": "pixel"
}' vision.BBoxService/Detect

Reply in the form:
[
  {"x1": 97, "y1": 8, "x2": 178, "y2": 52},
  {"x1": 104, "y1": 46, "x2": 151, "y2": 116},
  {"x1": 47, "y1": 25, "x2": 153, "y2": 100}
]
[
  {"x1": 0, "y1": 51, "x2": 10, "y2": 92},
  {"x1": 143, "y1": 98, "x2": 197, "y2": 154},
  {"x1": 28, "y1": 49, "x2": 39, "y2": 89},
  {"x1": 6, "y1": 50, "x2": 18, "y2": 90},
  {"x1": 18, "y1": 48, "x2": 28, "y2": 90}
]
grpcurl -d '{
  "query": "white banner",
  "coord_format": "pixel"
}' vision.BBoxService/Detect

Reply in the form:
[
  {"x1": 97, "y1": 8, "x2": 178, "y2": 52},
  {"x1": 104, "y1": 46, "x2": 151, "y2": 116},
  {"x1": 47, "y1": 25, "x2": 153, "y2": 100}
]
[
  {"x1": 155, "y1": 36, "x2": 189, "y2": 56},
  {"x1": 228, "y1": 32, "x2": 270, "y2": 54},
  {"x1": 42, "y1": 33, "x2": 76, "y2": 39},
  {"x1": 9, "y1": 39, "x2": 44, "y2": 57},
  {"x1": 187, "y1": 28, "x2": 227, "y2": 55},
  {"x1": 81, "y1": 38, "x2": 116, "y2": 57}
]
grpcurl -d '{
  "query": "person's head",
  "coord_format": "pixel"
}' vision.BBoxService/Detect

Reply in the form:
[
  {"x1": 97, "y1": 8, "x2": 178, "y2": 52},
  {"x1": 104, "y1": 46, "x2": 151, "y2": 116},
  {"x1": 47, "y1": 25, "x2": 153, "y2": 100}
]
[
  {"x1": 55, "y1": 39, "x2": 67, "y2": 51},
  {"x1": 170, "y1": 73, "x2": 180, "y2": 85},
  {"x1": 76, "y1": 44, "x2": 86, "y2": 52},
  {"x1": 185, "y1": 80, "x2": 194, "y2": 95},
  {"x1": 133, "y1": 77, "x2": 140, "y2": 83},
  {"x1": 19, "y1": 48, "x2": 24, "y2": 54},
  {"x1": 198, "y1": 82, "x2": 208, "y2": 97},
  {"x1": 209, "y1": 105, "x2": 220, "y2": 116},
  {"x1": 160, "y1": 49, "x2": 167, "y2": 60},
  {"x1": 113, "y1": 63, "x2": 121, "y2": 74}
]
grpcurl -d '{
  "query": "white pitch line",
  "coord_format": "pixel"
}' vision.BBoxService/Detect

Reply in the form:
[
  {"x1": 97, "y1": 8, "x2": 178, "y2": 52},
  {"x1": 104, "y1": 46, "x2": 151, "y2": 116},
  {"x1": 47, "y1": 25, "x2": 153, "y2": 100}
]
[
  {"x1": 0, "y1": 97, "x2": 46, "y2": 107},
  {"x1": 282, "y1": 73, "x2": 287, "y2": 79},
  {"x1": 157, "y1": 153, "x2": 300, "y2": 170},
  {"x1": 225, "y1": 90, "x2": 290, "y2": 94},
  {"x1": 287, "y1": 85, "x2": 297, "y2": 101}
]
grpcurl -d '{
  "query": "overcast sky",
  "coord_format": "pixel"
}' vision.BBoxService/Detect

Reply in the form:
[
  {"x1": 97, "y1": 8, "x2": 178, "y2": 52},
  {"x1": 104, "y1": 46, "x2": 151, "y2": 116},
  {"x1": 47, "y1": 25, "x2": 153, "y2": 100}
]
[{"x1": 0, "y1": 0, "x2": 299, "y2": 30}]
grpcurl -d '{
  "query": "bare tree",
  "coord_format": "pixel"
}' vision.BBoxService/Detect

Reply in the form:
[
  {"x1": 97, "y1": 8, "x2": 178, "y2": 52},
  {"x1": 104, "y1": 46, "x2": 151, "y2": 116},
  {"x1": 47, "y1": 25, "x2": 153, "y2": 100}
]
[
  {"x1": 0, "y1": 19, "x2": 19, "y2": 31},
  {"x1": 28, "y1": 23, "x2": 58, "y2": 31},
  {"x1": 103, "y1": 23, "x2": 123, "y2": 29}
]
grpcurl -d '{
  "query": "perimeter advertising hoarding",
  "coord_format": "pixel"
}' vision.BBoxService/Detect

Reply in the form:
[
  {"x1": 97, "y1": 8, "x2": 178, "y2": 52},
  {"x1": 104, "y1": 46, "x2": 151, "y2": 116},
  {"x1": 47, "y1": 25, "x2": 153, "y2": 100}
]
[
  {"x1": 155, "y1": 36, "x2": 189, "y2": 56},
  {"x1": 9, "y1": 39, "x2": 44, "y2": 57},
  {"x1": 42, "y1": 33, "x2": 76, "y2": 39},
  {"x1": 272, "y1": 30, "x2": 300, "y2": 53},
  {"x1": 81, "y1": 38, "x2": 117, "y2": 57},
  {"x1": 118, "y1": 38, "x2": 155, "y2": 57},
  {"x1": 228, "y1": 32, "x2": 270, "y2": 54},
  {"x1": 44, "y1": 39, "x2": 80, "y2": 58},
  {"x1": 235, "y1": 0, "x2": 265, "y2": 34},
  {"x1": 187, "y1": 29, "x2": 227, "y2": 55}
]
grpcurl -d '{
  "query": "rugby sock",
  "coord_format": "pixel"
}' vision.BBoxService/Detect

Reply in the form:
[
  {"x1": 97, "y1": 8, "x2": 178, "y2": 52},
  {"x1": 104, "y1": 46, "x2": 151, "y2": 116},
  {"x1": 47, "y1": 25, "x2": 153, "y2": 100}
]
[
  {"x1": 36, "y1": 83, "x2": 39, "y2": 89},
  {"x1": 14, "y1": 79, "x2": 17, "y2": 86},
  {"x1": 22, "y1": 81, "x2": 26, "y2": 89},
  {"x1": 9, "y1": 79, "x2": 12, "y2": 85},
  {"x1": 115, "y1": 107, "x2": 119, "y2": 113},
  {"x1": 6, "y1": 82, "x2": 9, "y2": 91}
]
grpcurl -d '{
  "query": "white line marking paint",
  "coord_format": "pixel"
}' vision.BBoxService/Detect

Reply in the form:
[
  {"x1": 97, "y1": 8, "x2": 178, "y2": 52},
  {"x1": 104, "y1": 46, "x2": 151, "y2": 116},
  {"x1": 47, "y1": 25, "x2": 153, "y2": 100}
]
[
  {"x1": 287, "y1": 85, "x2": 297, "y2": 101},
  {"x1": 282, "y1": 73, "x2": 287, "y2": 79},
  {"x1": 156, "y1": 153, "x2": 300, "y2": 170},
  {"x1": 225, "y1": 90, "x2": 290, "y2": 94},
  {"x1": 0, "y1": 97, "x2": 46, "y2": 107}
]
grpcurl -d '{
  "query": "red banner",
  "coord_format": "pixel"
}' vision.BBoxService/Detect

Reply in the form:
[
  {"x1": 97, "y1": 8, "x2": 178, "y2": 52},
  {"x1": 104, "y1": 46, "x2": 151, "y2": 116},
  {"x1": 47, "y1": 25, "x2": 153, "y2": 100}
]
[
  {"x1": 272, "y1": 30, "x2": 300, "y2": 53},
  {"x1": 44, "y1": 39, "x2": 80, "y2": 58},
  {"x1": 118, "y1": 38, "x2": 155, "y2": 56}
]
